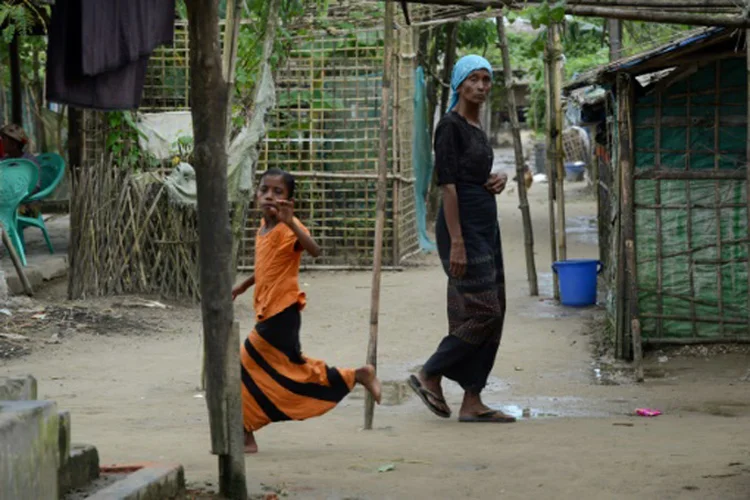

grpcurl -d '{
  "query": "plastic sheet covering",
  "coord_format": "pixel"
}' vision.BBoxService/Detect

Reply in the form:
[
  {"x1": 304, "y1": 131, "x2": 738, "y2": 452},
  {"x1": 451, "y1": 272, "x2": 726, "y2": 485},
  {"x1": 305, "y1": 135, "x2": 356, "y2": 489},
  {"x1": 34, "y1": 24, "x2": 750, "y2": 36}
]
[
  {"x1": 412, "y1": 66, "x2": 436, "y2": 252},
  {"x1": 632, "y1": 57, "x2": 749, "y2": 341},
  {"x1": 133, "y1": 62, "x2": 277, "y2": 206}
]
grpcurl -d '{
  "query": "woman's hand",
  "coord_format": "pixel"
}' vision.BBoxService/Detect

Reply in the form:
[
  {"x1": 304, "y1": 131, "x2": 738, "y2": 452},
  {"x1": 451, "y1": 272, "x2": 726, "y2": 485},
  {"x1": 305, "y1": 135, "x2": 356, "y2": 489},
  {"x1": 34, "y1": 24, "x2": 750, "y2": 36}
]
[
  {"x1": 449, "y1": 239, "x2": 467, "y2": 278},
  {"x1": 485, "y1": 173, "x2": 508, "y2": 195}
]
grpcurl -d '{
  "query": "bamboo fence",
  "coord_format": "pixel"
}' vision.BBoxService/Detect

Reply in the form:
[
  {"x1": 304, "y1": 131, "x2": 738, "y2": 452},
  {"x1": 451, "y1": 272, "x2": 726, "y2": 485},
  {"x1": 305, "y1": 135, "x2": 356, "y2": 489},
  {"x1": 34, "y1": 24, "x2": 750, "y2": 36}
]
[
  {"x1": 237, "y1": 25, "x2": 418, "y2": 270},
  {"x1": 68, "y1": 158, "x2": 203, "y2": 301}
]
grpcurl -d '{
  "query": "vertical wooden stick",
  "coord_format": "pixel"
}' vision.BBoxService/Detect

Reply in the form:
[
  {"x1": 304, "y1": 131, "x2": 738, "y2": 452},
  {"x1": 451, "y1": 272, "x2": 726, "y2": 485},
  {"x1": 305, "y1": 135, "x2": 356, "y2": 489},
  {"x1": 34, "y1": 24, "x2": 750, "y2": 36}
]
[
  {"x1": 9, "y1": 34, "x2": 22, "y2": 125},
  {"x1": 544, "y1": 26, "x2": 559, "y2": 299},
  {"x1": 1, "y1": 229, "x2": 33, "y2": 297},
  {"x1": 551, "y1": 23, "x2": 567, "y2": 265},
  {"x1": 365, "y1": 0, "x2": 394, "y2": 431},
  {"x1": 685, "y1": 80, "x2": 698, "y2": 339},
  {"x1": 655, "y1": 92, "x2": 664, "y2": 338},
  {"x1": 497, "y1": 15, "x2": 538, "y2": 296},
  {"x1": 713, "y1": 60, "x2": 724, "y2": 337},
  {"x1": 619, "y1": 75, "x2": 643, "y2": 382}
]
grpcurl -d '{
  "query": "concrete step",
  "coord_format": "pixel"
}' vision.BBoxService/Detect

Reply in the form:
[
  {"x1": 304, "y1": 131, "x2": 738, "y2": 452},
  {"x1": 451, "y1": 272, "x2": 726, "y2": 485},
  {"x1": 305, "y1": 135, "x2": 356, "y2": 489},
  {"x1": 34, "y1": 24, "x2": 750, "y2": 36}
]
[{"x1": 2, "y1": 375, "x2": 185, "y2": 499}]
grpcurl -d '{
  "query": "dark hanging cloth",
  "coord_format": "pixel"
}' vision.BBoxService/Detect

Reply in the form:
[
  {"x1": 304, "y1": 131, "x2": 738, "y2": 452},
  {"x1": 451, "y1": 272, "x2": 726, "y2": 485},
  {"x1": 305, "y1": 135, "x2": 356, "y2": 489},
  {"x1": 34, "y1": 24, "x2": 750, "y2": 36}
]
[{"x1": 45, "y1": 0, "x2": 175, "y2": 111}]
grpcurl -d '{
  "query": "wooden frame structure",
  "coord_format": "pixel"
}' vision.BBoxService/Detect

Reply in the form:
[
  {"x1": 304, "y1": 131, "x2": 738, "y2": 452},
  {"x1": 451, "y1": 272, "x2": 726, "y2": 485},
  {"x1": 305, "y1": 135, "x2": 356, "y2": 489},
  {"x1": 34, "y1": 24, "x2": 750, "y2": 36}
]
[{"x1": 567, "y1": 28, "x2": 750, "y2": 359}]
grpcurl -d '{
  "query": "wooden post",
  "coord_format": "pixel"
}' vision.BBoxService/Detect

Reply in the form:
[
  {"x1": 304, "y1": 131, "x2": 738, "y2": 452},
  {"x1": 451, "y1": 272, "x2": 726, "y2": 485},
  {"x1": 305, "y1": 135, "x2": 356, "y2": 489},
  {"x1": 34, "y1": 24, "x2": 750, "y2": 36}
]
[
  {"x1": 544, "y1": 26, "x2": 559, "y2": 299},
  {"x1": 184, "y1": 0, "x2": 247, "y2": 498},
  {"x1": 618, "y1": 74, "x2": 644, "y2": 382},
  {"x1": 439, "y1": 22, "x2": 458, "y2": 117},
  {"x1": 551, "y1": 23, "x2": 567, "y2": 266},
  {"x1": 365, "y1": 0, "x2": 394, "y2": 431},
  {"x1": 608, "y1": 19, "x2": 623, "y2": 61},
  {"x1": 497, "y1": 15, "x2": 538, "y2": 296},
  {"x1": 1, "y1": 229, "x2": 33, "y2": 297},
  {"x1": 10, "y1": 34, "x2": 22, "y2": 125}
]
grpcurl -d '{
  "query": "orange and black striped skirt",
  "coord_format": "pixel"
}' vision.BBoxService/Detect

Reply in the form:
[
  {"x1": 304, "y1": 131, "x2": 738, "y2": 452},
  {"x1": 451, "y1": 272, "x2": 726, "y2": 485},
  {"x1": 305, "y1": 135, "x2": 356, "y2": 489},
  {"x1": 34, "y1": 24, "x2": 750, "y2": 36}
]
[{"x1": 240, "y1": 304, "x2": 356, "y2": 432}]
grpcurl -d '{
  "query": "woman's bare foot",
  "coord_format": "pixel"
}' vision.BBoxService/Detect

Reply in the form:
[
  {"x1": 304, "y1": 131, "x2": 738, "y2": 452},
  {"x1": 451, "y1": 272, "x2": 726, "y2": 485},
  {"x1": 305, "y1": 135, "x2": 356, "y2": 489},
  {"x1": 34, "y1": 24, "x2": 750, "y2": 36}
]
[
  {"x1": 355, "y1": 365, "x2": 382, "y2": 404},
  {"x1": 244, "y1": 430, "x2": 258, "y2": 454}
]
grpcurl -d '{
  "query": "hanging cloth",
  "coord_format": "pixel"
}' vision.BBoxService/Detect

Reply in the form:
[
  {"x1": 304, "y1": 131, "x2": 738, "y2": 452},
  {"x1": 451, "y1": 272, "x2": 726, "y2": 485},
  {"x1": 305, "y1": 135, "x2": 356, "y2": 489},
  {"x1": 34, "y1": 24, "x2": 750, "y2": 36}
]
[{"x1": 45, "y1": 0, "x2": 175, "y2": 111}]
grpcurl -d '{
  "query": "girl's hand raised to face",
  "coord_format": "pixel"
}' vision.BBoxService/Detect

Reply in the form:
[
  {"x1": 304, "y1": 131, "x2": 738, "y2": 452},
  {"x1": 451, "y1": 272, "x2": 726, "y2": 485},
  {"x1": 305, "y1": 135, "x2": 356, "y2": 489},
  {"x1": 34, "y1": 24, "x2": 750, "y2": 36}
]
[{"x1": 277, "y1": 199, "x2": 295, "y2": 225}]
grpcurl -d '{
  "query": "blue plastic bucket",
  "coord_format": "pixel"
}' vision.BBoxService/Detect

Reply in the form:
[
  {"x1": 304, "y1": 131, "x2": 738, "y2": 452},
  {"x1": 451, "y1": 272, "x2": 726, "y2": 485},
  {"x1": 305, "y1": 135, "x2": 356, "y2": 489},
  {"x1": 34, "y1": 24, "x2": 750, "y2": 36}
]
[
  {"x1": 552, "y1": 259, "x2": 602, "y2": 307},
  {"x1": 565, "y1": 161, "x2": 586, "y2": 182}
]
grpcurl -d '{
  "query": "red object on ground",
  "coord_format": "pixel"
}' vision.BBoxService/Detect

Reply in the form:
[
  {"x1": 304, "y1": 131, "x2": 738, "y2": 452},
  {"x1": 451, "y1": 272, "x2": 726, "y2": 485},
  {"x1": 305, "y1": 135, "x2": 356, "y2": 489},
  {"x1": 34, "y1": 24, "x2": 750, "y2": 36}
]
[{"x1": 635, "y1": 408, "x2": 662, "y2": 417}]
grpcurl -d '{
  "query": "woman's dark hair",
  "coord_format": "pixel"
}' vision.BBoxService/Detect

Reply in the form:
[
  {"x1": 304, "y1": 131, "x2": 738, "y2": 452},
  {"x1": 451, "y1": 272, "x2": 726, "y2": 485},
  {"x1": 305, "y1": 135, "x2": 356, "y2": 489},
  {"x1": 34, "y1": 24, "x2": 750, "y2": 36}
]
[{"x1": 259, "y1": 167, "x2": 296, "y2": 198}]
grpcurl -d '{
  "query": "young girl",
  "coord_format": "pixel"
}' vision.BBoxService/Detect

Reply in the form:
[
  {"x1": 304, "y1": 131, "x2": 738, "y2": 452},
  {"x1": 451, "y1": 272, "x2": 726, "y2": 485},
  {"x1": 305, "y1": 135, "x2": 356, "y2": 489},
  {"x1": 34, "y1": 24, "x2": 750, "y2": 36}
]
[{"x1": 233, "y1": 168, "x2": 382, "y2": 454}]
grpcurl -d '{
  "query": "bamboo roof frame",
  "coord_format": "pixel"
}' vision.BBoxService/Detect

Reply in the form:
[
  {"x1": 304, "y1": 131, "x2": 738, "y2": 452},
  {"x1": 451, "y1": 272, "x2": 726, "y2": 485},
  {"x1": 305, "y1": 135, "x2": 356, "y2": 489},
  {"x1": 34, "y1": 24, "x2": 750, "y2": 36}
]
[{"x1": 383, "y1": 0, "x2": 750, "y2": 28}]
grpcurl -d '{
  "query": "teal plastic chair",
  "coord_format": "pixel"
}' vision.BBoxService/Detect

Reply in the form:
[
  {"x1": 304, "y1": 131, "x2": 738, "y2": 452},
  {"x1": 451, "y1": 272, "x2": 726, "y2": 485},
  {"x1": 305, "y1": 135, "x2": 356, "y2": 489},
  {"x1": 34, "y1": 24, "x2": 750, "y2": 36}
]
[
  {"x1": 18, "y1": 153, "x2": 66, "y2": 254},
  {"x1": 0, "y1": 159, "x2": 38, "y2": 266}
]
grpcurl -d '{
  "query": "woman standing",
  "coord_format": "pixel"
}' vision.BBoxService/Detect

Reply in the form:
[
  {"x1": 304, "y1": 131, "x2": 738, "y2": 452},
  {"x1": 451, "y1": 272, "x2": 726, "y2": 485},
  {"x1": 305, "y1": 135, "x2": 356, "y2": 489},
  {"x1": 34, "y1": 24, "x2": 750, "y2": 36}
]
[{"x1": 408, "y1": 55, "x2": 515, "y2": 423}]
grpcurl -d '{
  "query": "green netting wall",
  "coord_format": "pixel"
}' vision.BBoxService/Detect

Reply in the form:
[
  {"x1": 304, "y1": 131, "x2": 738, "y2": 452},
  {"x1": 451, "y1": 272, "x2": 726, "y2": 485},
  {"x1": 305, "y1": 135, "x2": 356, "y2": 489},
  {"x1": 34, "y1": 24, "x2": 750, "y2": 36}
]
[{"x1": 633, "y1": 57, "x2": 750, "y2": 342}]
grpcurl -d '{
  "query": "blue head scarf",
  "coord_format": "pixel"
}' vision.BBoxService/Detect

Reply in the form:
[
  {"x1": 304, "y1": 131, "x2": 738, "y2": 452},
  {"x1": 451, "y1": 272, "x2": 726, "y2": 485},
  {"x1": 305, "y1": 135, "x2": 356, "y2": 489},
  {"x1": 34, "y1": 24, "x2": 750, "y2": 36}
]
[{"x1": 447, "y1": 55, "x2": 493, "y2": 113}]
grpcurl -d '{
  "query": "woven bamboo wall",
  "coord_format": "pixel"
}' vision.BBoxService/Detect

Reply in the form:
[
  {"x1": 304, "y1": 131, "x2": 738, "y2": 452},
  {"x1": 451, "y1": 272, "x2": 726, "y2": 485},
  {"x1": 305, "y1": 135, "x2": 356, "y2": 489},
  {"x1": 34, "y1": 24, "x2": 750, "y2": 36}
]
[{"x1": 237, "y1": 25, "x2": 418, "y2": 269}]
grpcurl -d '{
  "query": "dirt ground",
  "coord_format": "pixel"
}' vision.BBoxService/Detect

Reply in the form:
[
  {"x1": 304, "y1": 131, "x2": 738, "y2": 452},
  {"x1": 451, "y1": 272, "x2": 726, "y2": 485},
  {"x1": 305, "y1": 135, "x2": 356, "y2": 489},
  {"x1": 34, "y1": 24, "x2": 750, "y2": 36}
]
[{"x1": 2, "y1": 157, "x2": 750, "y2": 499}]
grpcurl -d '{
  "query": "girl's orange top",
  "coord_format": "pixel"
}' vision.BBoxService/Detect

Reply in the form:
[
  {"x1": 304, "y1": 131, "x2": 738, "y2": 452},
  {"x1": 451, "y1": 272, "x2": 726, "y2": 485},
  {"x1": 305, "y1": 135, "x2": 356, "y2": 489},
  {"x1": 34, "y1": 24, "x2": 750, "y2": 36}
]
[{"x1": 253, "y1": 217, "x2": 308, "y2": 322}]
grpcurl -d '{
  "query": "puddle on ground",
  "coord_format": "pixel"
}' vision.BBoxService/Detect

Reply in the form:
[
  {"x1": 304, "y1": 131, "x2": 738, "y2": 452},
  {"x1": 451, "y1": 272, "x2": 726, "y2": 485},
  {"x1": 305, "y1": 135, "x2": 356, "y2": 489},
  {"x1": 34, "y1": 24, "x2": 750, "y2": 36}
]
[
  {"x1": 591, "y1": 360, "x2": 634, "y2": 386},
  {"x1": 487, "y1": 395, "x2": 618, "y2": 420},
  {"x1": 495, "y1": 404, "x2": 559, "y2": 420},
  {"x1": 518, "y1": 277, "x2": 602, "y2": 319}
]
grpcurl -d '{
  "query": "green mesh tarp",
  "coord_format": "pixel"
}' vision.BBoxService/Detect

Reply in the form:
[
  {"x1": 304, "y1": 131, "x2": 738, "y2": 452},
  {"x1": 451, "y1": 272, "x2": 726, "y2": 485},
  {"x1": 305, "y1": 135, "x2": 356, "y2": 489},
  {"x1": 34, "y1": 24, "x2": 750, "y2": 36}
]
[{"x1": 633, "y1": 57, "x2": 749, "y2": 341}]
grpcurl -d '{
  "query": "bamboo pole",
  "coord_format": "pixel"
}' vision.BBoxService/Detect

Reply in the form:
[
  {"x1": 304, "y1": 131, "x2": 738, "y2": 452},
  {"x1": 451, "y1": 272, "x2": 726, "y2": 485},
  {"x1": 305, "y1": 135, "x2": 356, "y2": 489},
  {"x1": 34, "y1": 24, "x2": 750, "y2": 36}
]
[
  {"x1": 1, "y1": 229, "x2": 33, "y2": 297},
  {"x1": 544, "y1": 29, "x2": 558, "y2": 300},
  {"x1": 551, "y1": 23, "x2": 567, "y2": 266},
  {"x1": 497, "y1": 15, "x2": 538, "y2": 296},
  {"x1": 365, "y1": 0, "x2": 394, "y2": 431},
  {"x1": 618, "y1": 74, "x2": 644, "y2": 382},
  {"x1": 388, "y1": 0, "x2": 741, "y2": 8}
]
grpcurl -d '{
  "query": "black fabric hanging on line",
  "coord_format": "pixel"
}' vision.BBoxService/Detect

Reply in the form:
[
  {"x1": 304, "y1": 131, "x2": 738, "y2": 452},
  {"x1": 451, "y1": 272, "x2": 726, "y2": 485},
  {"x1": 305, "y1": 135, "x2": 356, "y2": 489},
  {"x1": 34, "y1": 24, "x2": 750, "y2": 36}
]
[{"x1": 45, "y1": 0, "x2": 176, "y2": 111}]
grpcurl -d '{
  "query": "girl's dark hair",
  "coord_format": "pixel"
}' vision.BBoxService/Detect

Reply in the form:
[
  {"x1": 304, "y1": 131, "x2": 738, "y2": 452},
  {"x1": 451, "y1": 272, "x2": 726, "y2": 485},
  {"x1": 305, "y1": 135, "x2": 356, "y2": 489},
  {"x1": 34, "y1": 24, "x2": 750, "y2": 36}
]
[{"x1": 260, "y1": 168, "x2": 296, "y2": 198}]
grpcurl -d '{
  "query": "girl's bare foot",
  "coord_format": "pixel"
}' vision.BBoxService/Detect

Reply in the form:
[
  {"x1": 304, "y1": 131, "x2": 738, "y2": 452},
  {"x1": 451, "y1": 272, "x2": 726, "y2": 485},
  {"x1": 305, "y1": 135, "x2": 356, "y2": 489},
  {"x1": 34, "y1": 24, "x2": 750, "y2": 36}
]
[
  {"x1": 356, "y1": 365, "x2": 382, "y2": 404},
  {"x1": 244, "y1": 430, "x2": 258, "y2": 454}
]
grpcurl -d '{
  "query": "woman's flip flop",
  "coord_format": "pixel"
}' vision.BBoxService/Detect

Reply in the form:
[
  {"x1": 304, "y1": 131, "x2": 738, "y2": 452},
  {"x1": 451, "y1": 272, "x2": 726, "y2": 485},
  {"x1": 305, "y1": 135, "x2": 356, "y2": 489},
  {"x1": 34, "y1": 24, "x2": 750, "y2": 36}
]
[
  {"x1": 458, "y1": 410, "x2": 517, "y2": 423},
  {"x1": 407, "y1": 374, "x2": 451, "y2": 419}
]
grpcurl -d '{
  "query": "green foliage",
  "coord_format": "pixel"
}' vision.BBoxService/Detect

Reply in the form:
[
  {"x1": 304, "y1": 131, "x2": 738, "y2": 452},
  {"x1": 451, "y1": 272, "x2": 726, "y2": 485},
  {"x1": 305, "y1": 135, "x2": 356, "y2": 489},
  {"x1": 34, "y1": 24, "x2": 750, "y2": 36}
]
[
  {"x1": 105, "y1": 112, "x2": 156, "y2": 171},
  {"x1": 0, "y1": 1, "x2": 48, "y2": 43}
]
